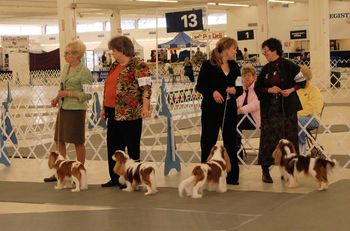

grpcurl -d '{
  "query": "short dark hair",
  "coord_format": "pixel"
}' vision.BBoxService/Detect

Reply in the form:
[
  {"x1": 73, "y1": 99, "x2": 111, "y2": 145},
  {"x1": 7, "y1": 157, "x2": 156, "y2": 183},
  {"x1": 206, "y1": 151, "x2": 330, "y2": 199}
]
[
  {"x1": 108, "y1": 36, "x2": 135, "y2": 57},
  {"x1": 262, "y1": 38, "x2": 283, "y2": 56}
]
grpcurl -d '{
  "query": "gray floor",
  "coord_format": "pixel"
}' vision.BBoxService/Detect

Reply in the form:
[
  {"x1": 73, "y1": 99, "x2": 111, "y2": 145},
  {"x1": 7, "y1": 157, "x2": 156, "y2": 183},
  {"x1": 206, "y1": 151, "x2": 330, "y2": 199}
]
[{"x1": 1, "y1": 180, "x2": 349, "y2": 231}]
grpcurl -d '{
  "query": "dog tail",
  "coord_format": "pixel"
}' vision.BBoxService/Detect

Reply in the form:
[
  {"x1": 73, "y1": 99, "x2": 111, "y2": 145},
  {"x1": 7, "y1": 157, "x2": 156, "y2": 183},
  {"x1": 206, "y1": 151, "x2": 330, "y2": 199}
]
[
  {"x1": 178, "y1": 176, "x2": 195, "y2": 197},
  {"x1": 326, "y1": 158, "x2": 338, "y2": 173}
]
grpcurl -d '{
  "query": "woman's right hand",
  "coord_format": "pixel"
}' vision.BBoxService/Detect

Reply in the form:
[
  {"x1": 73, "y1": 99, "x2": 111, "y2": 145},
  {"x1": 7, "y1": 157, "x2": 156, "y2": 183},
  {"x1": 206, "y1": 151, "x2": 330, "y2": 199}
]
[
  {"x1": 213, "y1": 91, "x2": 224, "y2": 104},
  {"x1": 99, "y1": 110, "x2": 106, "y2": 120},
  {"x1": 51, "y1": 98, "x2": 58, "y2": 107},
  {"x1": 268, "y1": 86, "x2": 282, "y2": 94}
]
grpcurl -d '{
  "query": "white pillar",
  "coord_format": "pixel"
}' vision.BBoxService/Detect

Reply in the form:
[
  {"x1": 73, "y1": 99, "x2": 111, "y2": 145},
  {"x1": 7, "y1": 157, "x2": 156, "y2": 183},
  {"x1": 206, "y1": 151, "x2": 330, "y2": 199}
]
[
  {"x1": 110, "y1": 9, "x2": 122, "y2": 38},
  {"x1": 226, "y1": 9, "x2": 235, "y2": 39},
  {"x1": 308, "y1": 0, "x2": 330, "y2": 83},
  {"x1": 57, "y1": 0, "x2": 77, "y2": 69},
  {"x1": 256, "y1": 0, "x2": 269, "y2": 65}
]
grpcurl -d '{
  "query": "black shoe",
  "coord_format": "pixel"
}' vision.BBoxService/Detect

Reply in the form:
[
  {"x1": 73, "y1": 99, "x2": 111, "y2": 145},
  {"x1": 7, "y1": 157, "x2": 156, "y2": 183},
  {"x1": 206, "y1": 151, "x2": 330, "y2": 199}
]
[
  {"x1": 117, "y1": 183, "x2": 127, "y2": 189},
  {"x1": 44, "y1": 175, "x2": 57, "y2": 182},
  {"x1": 227, "y1": 181, "x2": 240, "y2": 185},
  {"x1": 101, "y1": 180, "x2": 118, "y2": 187},
  {"x1": 262, "y1": 172, "x2": 273, "y2": 184}
]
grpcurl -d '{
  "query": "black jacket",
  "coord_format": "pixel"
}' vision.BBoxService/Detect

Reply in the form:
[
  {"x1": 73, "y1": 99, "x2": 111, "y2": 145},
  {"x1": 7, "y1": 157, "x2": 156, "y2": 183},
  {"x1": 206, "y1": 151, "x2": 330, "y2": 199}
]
[
  {"x1": 196, "y1": 60, "x2": 243, "y2": 109},
  {"x1": 254, "y1": 58, "x2": 306, "y2": 116}
]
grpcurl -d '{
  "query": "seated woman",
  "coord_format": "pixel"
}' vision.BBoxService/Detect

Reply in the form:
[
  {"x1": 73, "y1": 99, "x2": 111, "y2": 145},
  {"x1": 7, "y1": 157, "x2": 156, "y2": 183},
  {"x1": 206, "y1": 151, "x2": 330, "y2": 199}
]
[
  {"x1": 297, "y1": 65, "x2": 324, "y2": 155},
  {"x1": 236, "y1": 64, "x2": 260, "y2": 159}
]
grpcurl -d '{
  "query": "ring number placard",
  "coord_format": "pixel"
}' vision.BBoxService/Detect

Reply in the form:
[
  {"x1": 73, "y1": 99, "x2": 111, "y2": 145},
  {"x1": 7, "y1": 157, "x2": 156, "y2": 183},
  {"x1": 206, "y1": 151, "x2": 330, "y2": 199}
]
[
  {"x1": 166, "y1": 9, "x2": 203, "y2": 33},
  {"x1": 237, "y1": 30, "x2": 254, "y2": 41}
]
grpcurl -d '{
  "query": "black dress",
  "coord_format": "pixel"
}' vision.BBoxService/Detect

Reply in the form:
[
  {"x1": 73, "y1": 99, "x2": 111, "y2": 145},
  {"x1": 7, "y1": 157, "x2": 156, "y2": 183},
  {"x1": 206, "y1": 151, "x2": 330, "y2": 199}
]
[
  {"x1": 254, "y1": 58, "x2": 306, "y2": 167},
  {"x1": 196, "y1": 60, "x2": 243, "y2": 183}
]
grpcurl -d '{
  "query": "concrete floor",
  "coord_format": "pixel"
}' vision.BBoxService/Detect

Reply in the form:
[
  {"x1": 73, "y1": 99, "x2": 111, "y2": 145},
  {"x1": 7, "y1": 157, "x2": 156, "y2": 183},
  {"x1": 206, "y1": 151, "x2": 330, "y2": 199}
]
[{"x1": 1, "y1": 159, "x2": 350, "y2": 231}]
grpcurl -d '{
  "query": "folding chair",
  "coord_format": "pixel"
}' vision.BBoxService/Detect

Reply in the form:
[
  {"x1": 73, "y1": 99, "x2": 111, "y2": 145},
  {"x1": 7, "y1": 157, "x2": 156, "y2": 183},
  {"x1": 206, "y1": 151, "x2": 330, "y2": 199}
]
[
  {"x1": 305, "y1": 104, "x2": 325, "y2": 158},
  {"x1": 237, "y1": 114, "x2": 257, "y2": 162}
]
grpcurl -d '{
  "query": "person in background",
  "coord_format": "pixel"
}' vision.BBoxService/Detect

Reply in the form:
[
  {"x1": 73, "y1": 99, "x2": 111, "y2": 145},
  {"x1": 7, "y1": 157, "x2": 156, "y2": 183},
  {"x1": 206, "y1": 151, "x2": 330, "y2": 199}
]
[
  {"x1": 236, "y1": 47, "x2": 243, "y2": 61},
  {"x1": 236, "y1": 64, "x2": 260, "y2": 159},
  {"x1": 100, "y1": 36, "x2": 152, "y2": 188},
  {"x1": 183, "y1": 57, "x2": 195, "y2": 82},
  {"x1": 243, "y1": 48, "x2": 249, "y2": 61},
  {"x1": 171, "y1": 50, "x2": 178, "y2": 62},
  {"x1": 101, "y1": 51, "x2": 107, "y2": 66},
  {"x1": 193, "y1": 47, "x2": 205, "y2": 64},
  {"x1": 106, "y1": 52, "x2": 113, "y2": 66},
  {"x1": 254, "y1": 38, "x2": 306, "y2": 183},
  {"x1": 196, "y1": 37, "x2": 243, "y2": 185},
  {"x1": 297, "y1": 65, "x2": 324, "y2": 155},
  {"x1": 44, "y1": 40, "x2": 93, "y2": 182}
]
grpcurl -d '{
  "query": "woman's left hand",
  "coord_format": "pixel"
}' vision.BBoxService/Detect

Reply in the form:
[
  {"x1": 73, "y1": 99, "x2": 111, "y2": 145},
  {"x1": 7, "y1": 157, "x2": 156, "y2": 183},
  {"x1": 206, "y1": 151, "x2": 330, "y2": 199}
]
[
  {"x1": 226, "y1": 86, "x2": 236, "y2": 95},
  {"x1": 141, "y1": 109, "x2": 151, "y2": 118}
]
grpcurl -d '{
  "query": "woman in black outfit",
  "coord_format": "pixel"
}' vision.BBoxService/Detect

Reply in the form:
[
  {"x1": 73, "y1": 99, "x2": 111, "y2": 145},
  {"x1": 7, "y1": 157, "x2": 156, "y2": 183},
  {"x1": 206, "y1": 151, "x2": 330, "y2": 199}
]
[
  {"x1": 254, "y1": 38, "x2": 306, "y2": 183},
  {"x1": 196, "y1": 37, "x2": 243, "y2": 185}
]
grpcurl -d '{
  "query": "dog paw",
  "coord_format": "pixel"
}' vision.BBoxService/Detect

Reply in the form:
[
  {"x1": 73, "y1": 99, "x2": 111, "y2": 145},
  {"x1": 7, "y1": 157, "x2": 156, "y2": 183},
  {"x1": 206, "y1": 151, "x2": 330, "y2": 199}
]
[
  {"x1": 122, "y1": 188, "x2": 133, "y2": 192},
  {"x1": 54, "y1": 186, "x2": 62, "y2": 190},
  {"x1": 191, "y1": 194, "x2": 202, "y2": 199},
  {"x1": 144, "y1": 191, "x2": 156, "y2": 196}
]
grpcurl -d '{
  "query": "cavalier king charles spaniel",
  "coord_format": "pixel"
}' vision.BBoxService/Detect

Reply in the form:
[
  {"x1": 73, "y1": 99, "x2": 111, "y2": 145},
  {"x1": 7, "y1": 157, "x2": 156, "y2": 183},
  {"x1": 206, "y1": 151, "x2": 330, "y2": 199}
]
[
  {"x1": 112, "y1": 150, "x2": 158, "y2": 195},
  {"x1": 178, "y1": 145, "x2": 231, "y2": 198},
  {"x1": 48, "y1": 151, "x2": 88, "y2": 192},
  {"x1": 273, "y1": 139, "x2": 336, "y2": 191}
]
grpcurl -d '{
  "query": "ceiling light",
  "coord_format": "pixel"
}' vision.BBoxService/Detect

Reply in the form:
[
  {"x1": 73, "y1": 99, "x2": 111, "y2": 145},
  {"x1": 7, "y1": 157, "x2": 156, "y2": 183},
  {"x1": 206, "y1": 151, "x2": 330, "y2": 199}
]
[
  {"x1": 208, "y1": 3, "x2": 249, "y2": 7},
  {"x1": 218, "y1": 3, "x2": 250, "y2": 7},
  {"x1": 136, "y1": 0, "x2": 178, "y2": 2},
  {"x1": 268, "y1": 0, "x2": 295, "y2": 3}
]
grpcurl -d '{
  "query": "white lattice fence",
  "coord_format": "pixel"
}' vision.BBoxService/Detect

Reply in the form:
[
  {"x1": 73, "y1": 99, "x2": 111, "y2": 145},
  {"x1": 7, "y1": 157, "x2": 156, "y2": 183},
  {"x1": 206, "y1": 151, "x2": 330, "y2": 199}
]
[{"x1": 0, "y1": 65, "x2": 349, "y2": 169}]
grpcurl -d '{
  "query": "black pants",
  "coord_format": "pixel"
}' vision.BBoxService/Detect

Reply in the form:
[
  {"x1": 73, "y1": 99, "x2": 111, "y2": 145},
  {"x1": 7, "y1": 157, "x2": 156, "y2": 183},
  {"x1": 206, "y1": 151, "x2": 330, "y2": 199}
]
[
  {"x1": 105, "y1": 107, "x2": 142, "y2": 183},
  {"x1": 200, "y1": 102, "x2": 239, "y2": 183}
]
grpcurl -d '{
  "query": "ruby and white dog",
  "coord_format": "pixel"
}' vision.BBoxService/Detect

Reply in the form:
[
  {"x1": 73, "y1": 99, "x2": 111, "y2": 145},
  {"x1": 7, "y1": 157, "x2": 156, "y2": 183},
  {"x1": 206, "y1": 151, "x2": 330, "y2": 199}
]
[
  {"x1": 112, "y1": 150, "x2": 158, "y2": 195},
  {"x1": 48, "y1": 151, "x2": 88, "y2": 192},
  {"x1": 273, "y1": 139, "x2": 336, "y2": 191},
  {"x1": 178, "y1": 145, "x2": 231, "y2": 199}
]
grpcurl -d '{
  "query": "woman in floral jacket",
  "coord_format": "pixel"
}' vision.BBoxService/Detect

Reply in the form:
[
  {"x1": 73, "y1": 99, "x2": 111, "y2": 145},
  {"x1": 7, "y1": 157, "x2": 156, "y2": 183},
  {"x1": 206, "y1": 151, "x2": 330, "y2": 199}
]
[{"x1": 100, "y1": 36, "x2": 152, "y2": 188}]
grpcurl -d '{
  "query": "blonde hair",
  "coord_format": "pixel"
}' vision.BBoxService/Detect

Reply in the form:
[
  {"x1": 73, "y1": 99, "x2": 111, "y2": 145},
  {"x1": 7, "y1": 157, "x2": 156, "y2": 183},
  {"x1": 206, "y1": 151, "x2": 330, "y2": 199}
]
[
  {"x1": 241, "y1": 64, "x2": 256, "y2": 76},
  {"x1": 65, "y1": 40, "x2": 86, "y2": 59},
  {"x1": 210, "y1": 37, "x2": 237, "y2": 66},
  {"x1": 299, "y1": 65, "x2": 312, "y2": 81}
]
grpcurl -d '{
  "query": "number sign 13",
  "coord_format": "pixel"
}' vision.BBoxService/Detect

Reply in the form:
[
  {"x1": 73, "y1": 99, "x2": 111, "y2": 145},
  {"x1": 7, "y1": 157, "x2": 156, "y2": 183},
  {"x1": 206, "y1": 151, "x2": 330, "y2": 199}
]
[{"x1": 166, "y1": 9, "x2": 204, "y2": 33}]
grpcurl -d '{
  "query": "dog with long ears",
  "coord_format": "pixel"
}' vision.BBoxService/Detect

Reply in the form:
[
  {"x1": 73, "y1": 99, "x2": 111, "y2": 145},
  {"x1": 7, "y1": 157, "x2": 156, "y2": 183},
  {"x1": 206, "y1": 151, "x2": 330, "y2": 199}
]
[
  {"x1": 273, "y1": 139, "x2": 336, "y2": 191},
  {"x1": 178, "y1": 145, "x2": 231, "y2": 198},
  {"x1": 112, "y1": 150, "x2": 158, "y2": 195},
  {"x1": 48, "y1": 151, "x2": 88, "y2": 192}
]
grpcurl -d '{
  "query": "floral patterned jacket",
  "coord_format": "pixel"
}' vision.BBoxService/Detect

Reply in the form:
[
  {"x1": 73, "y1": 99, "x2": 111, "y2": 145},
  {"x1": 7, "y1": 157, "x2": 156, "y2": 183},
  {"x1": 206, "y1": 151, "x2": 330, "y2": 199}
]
[{"x1": 104, "y1": 57, "x2": 152, "y2": 121}]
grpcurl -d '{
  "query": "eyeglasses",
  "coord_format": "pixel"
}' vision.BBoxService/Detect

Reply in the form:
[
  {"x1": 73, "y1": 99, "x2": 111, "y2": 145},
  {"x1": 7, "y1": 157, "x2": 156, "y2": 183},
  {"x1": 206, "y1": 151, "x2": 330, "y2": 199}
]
[{"x1": 64, "y1": 51, "x2": 72, "y2": 55}]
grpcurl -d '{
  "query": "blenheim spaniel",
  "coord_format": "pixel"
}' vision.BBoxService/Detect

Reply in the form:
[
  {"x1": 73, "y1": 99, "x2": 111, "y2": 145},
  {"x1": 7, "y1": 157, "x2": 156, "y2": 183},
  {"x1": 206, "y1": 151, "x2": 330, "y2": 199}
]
[
  {"x1": 112, "y1": 150, "x2": 158, "y2": 195},
  {"x1": 273, "y1": 139, "x2": 336, "y2": 191},
  {"x1": 178, "y1": 145, "x2": 231, "y2": 198},
  {"x1": 48, "y1": 151, "x2": 88, "y2": 192}
]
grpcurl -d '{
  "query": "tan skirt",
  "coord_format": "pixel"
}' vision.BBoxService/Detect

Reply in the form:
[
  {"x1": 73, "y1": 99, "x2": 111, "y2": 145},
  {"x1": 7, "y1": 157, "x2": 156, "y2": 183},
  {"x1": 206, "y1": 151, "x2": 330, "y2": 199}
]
[{"x1": 54, "y1": 109, "x2": 86, "y2": 144}]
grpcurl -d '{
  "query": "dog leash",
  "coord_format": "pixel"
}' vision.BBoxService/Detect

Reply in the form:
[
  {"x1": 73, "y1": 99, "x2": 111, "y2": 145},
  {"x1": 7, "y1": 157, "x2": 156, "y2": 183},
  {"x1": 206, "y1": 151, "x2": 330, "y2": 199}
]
[
  {"x1": 56, "y1": 82, "x2": 64, "y2": 153},
  {"x1": 219, "y1": 93, "x2": 229, "y2": 141}
]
